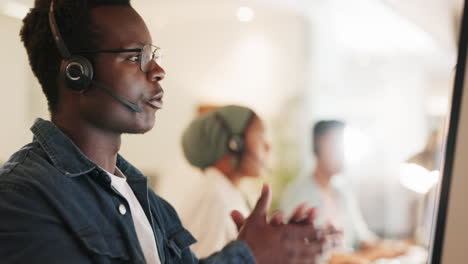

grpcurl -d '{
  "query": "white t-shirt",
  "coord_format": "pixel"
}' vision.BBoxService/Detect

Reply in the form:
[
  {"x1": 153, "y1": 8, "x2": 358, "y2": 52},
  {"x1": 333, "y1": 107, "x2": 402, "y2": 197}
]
[
  {"x1": 179, "y1": 168, "x2": 250, "y2": 258},
  {"x1": 106, "y1": 168, "x2": 161, "y2": 264}
]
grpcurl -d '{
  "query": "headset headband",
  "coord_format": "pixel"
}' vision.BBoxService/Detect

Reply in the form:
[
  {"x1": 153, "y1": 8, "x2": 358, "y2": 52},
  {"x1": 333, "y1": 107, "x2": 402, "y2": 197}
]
[{"x1": 49, "y1": 0, "x2": 71, "y2": 59}]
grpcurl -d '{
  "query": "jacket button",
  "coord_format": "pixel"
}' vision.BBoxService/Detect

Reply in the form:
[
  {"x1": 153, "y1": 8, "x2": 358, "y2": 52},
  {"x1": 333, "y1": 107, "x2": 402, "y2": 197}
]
[{"x1": 118, "y1": 204, "x2": 127, "y2": 215}]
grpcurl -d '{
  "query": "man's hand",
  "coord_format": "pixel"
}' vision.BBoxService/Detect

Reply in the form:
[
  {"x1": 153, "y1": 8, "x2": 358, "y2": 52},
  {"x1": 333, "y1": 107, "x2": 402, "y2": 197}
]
[{"x1": 231, "y1": 184, "x2": 327, "y2": 264}]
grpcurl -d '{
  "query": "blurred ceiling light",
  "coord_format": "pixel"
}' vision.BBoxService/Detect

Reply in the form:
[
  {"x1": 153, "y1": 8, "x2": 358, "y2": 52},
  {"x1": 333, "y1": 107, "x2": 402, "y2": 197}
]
[
  {"x1": 344, "y1": 126, "x2": 371, "y2": 165},
  {"x1": 399, "y1": 163, "x2": 440, "y2": 194},
  {"x1": 1, "y1": 1, "x2": 29, "y2": 20},
  {"x1": 237, "y1": 7, "x2": 255, "y2": 22}
]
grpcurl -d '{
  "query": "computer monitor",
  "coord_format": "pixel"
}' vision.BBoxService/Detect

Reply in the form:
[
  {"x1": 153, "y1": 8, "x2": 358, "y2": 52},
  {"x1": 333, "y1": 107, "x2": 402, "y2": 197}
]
[{"x1": 429, "y1": 1, "x2": 468, "y2": 263}]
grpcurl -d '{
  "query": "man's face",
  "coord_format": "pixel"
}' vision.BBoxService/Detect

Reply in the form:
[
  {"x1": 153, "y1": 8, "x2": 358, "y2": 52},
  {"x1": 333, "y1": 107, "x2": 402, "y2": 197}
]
[
  {"x1": 78, "y1": 6, "x2": 165, "y2": 134},
  {"x1": 316, "y1": 129, "x2": 345, "y2": 176}
]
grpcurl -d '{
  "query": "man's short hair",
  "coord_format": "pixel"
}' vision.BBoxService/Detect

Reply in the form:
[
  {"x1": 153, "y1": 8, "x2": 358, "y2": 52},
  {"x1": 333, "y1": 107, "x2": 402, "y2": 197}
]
[
  {"x1": 20, "y1": 0, "x2": 131, "y2": 113},
  {"x1": 312, "y1": 120, "x2": 345, "y2": 156}
]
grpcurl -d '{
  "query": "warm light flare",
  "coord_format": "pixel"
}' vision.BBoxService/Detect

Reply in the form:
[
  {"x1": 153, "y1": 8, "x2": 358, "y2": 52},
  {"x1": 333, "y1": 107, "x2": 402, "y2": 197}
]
[{"x1": 400, "y1": 163, "x2": 440, "y2": 194}]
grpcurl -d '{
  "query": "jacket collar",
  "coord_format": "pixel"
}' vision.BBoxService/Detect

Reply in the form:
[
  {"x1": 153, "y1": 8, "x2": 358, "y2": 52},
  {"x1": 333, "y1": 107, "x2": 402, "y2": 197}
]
[{"x1": 31, "y1": 118, "x2": 146, "y2": 180}]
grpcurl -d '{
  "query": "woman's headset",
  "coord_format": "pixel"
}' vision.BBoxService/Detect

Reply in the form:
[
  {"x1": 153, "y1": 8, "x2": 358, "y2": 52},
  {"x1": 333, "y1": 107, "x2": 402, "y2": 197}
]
[
  {"x1": 214, "y1": 111, "x2": 253, "y2": 155},
  {"x1": 214, "y1": 110, "x2": 269, "y2": 172}
]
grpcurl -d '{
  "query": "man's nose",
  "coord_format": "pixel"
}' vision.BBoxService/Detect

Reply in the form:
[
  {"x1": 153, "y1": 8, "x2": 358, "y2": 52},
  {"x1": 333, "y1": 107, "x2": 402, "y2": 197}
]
[{"x1": 148, "y1": 60, "x2": 165, "y2": 82}]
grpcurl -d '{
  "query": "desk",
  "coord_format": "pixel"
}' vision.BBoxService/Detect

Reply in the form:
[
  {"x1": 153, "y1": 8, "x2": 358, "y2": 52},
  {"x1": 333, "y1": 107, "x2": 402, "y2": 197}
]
[{"x1": 328, "y1": 242, "x2": 427, "y2": 264}]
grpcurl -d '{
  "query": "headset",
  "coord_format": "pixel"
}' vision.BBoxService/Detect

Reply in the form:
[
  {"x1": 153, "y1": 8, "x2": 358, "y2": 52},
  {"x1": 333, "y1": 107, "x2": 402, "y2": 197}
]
[
  {"x1": 48, "y1": 0, "x2": 93, "y2": 91},
  {"x1": 214, "y1": 111, "x2": 271, "y2": 173},
  {"x1": 48, "y1": 0, "x2": 142, "y2": 112},
  {"x1": 214, "y1": 112, "x2": 251, "y2": 154}
]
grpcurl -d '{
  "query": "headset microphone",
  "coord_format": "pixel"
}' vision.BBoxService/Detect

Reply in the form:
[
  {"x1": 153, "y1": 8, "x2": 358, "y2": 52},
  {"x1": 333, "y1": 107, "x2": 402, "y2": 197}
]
[
  {"x1": 78, "y1": 74, "x2": 142, "y2": 113},
  {"x1": 49, "y1": 0, "x2": 142, "y2": 114}
]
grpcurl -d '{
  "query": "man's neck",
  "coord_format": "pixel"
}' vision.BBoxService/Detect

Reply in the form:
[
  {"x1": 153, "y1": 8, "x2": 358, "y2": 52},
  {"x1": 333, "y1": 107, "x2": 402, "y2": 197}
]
[
  {"x1": 313, "y1": 166, "x2": 332, "y2": 189},
  {"x1": 51, "y1": 114, "x2": 121, "y2": 173}
]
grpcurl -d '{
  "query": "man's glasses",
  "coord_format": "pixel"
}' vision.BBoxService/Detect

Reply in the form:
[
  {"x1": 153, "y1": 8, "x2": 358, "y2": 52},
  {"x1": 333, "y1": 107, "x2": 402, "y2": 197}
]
[{"x1": 76, "y1": 44, "x2": 162, "y2": 73}]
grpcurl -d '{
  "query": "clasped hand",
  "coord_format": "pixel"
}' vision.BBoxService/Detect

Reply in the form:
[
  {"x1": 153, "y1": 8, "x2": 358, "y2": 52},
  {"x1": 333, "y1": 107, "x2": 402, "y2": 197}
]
[{"x1": 231, "y1": 184, "x2": 339, "y2": 264}]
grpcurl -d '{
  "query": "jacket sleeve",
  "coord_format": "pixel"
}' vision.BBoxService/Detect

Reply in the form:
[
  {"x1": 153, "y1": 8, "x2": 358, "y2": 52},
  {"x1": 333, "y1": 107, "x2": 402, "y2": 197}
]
[
  {"x1": 151, "y1": 190, "x2": 256, "y2": 264},
  {"x1": 199, "y1": 240, "x2": 256, "y2": 264},
  {"x1": 0, "y1": 183, "x2": 92, "y2": 264}
]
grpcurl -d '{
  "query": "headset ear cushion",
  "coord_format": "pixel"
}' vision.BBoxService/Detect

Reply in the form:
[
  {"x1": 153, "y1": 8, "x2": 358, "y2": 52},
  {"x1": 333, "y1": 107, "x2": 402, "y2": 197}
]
[
  {"x1": 62, "y1": 56, "x2": 94, "y2": 91},
  {"x1": 228, "y1": 135, "x2": 245, "y2": 154}
]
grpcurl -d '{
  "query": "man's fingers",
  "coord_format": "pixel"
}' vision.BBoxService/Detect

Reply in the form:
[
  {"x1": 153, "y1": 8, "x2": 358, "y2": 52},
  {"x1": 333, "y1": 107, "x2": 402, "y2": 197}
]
[
  {"x1": 231, "y1": 210, "x2": 246, "y2": 231},
  {"x1": 270, "y1": 211, "x2": 285, "y2": 226},
  {"x1": 289, "y1": 202, "x2": 307, "y2": 223},
  {"x1": 251, "y1": 184, "x2": 272, "y2": 218},
  {"x1": 303, "y1": 207, "x2": 316, "y2": 225},
  {"x1": 321, "y1": 223, "x2": 343, "y2": 237},
  {"x1": 285, "y1": 237, "x2": 325, "y2": 261}
]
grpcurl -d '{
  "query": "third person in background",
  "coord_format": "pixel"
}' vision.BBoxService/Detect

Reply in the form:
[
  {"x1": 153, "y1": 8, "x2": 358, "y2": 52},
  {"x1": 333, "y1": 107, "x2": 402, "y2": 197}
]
[{"x1": 280, "y1": 120, "x2": 378, "y2": 251}]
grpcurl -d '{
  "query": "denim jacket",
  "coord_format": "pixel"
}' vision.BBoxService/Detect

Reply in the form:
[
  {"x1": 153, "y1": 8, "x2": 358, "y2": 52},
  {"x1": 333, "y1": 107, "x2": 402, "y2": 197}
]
[{"x1": 0, "y1": 118, "x2": 255, "y2": 264}]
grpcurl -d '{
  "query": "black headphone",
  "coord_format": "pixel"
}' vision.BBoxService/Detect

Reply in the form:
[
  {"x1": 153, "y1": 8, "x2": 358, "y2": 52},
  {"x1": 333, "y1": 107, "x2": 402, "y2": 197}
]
[
  {"x1": 47, "y1": 0, "x2": 142, "y2": 113},
  {"x1": 214, "y1": 112, "x2": 252, "y2": 154},
  {"x1": 49, "y1": 0, "x2": 93, "y2": 91}
]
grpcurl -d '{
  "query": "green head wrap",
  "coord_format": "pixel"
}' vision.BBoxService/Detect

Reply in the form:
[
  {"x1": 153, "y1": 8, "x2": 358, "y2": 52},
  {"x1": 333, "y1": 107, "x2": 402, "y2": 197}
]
[{"x1": 182, "y1": 105, "x2": 254, "y2": 170}]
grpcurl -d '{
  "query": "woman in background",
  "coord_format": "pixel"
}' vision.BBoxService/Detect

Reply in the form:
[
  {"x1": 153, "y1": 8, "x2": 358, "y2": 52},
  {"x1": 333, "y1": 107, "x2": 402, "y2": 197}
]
[{"x1": 179, "y1": 105, "x2": 270, "y2": 257}]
